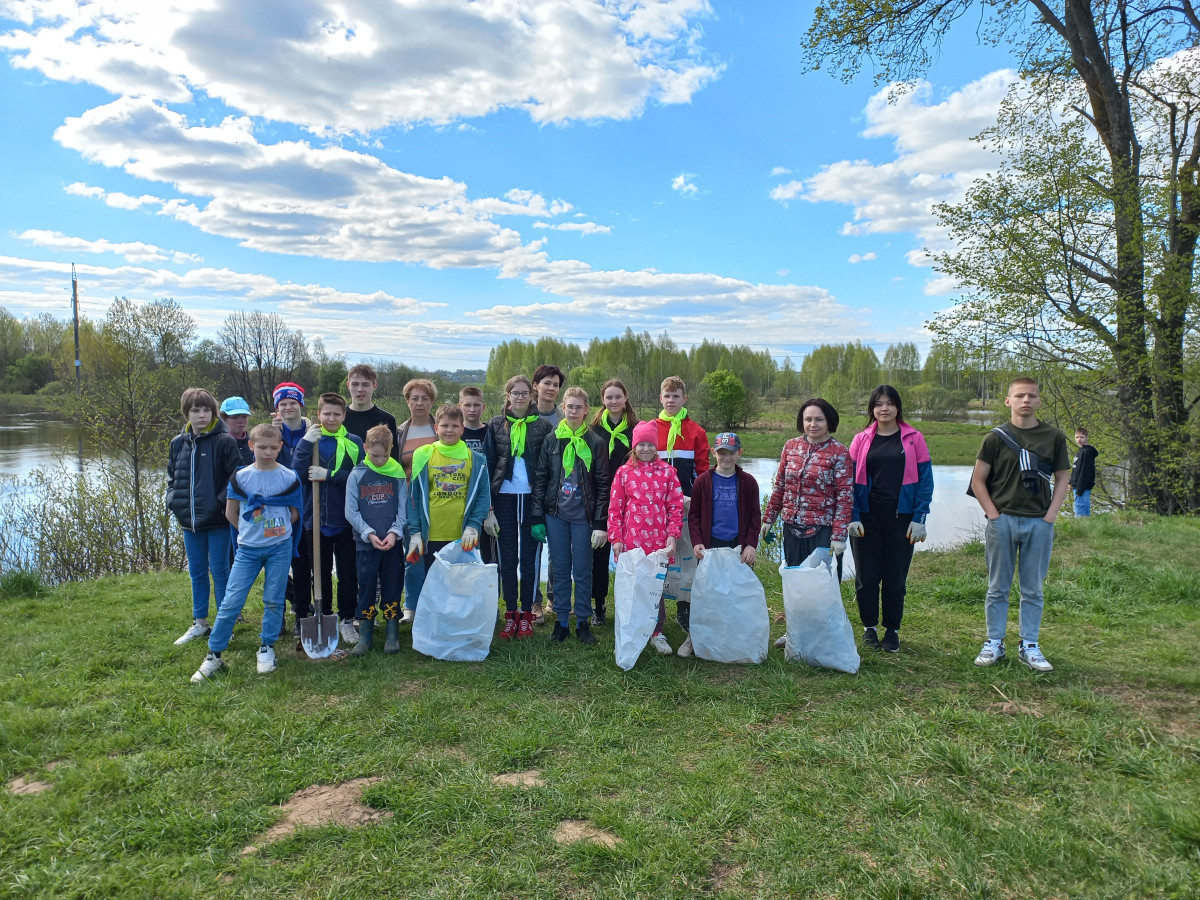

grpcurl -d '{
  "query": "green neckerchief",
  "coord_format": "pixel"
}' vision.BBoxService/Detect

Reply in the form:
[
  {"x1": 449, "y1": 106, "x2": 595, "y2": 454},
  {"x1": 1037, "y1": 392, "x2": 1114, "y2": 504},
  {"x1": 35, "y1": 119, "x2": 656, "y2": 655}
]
[
  {"x1": 555, "y1": 419, "x2": 593, "y2": 476},
  {"x1": 363, "y1": 456, "x2": 405, "y2": 479},
  {"x1": 321, "y1": 424, "x2": 361, "y2": 473},
  {"x1": 186, "y1": 419, "x2": 218, "y2": 436},
  {"x1": 600, "y1": 412, "x2": 630, "y2": 455},
  {"x1": 411, "y1": 440, "x2": 470, "y2": 479},
  {"x1": 507, "y1": 412, "x2": 539, "y2": 459},
  {"x1": 658, "y1": 408, "x2": 688, "y2": 459}
]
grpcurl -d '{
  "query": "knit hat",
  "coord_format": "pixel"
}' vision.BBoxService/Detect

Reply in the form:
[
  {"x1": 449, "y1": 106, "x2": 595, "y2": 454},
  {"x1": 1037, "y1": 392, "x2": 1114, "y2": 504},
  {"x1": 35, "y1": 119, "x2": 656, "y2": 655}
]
[
  {"x1": 219, "y1": 396, "x2": 251, "y2": 416},
  {"x1": 273, "y1": 382, "x2": 305, "y2": 408},
  {"x1": 631, "y1": 420, "x2": 659, "y2": 448}
]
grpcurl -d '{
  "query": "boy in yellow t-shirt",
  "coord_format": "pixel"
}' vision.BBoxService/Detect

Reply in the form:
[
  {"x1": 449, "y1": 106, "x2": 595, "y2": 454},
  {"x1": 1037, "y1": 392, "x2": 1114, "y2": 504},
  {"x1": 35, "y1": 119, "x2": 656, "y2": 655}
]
[{"x1": 405, "y1": 405, "x2": 492, "y2": 601}]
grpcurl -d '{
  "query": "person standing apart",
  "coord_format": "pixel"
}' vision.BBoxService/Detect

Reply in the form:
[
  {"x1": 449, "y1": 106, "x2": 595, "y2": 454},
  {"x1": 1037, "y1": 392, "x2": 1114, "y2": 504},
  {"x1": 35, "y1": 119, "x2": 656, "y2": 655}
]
[
  {"x1": 1070, "y1": 428, "x2": 1099, "y2": 517},
  {"x1": 971, "y1": 377, "x2": 1071, "y2": 673},
  {"x1": 847, "y1": 386, "x2": 933, "y2": 654}
]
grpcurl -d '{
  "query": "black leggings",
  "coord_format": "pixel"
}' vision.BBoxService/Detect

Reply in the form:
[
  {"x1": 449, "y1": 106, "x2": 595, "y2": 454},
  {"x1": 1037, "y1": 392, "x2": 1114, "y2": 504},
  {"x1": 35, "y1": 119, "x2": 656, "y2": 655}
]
[
  {"x1": 591, "y1": 542, "x2": 611, "y2": 605},
  {"x1": 850, "y1": 501, "x2": 914, "y2": 631},
  {"x1": 783, "y1": 523, "x2": 844, "y2": 581},
  {"x1": 495, "y1": 493, "x2": 539, "y2": 612}
]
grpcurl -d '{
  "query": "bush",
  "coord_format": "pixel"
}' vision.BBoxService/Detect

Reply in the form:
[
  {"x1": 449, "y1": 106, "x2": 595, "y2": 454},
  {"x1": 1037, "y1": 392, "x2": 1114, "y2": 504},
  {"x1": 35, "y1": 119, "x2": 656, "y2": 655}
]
[{"x1": 0, "y1": 567, "x2": 45, "y2": 598}]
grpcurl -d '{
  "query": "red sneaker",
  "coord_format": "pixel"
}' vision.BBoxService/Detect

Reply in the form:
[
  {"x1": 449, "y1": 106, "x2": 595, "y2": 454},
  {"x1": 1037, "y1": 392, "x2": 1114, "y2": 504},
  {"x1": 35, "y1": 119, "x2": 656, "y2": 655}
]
[
  {"x1": 498, "y1": 611, "x2": 518, "y2": 641},
  {"x1": 516, "y1": 611, "x2": 534, "y2": 640}
]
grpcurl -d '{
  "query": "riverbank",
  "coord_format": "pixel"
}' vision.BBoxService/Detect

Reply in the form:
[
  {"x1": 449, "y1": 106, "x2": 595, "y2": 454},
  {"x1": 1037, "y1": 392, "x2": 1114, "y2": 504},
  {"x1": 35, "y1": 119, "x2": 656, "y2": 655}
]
[{"x1": 3, "y1": 514, "x2": 1197, "y2": 897}]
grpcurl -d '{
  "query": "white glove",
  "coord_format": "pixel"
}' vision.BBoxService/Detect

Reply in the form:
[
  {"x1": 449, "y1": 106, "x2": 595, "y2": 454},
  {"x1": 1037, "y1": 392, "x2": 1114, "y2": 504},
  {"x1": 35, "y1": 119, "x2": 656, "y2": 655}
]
[
  {"x1": 461, "y1": 526, "x2": 479, "y2": 551},
  {"x1": 483, "y1": 510, "x2": 500, "y2": 537},
  {"x1": 406, "y1": 534, "x2": 424, "y2": 562},
  {"x1": 303, "y1": 424, "x2": 322, "y2": 443},
  {"x1": 830, "y1": 540, "x2": 847, "y2": 556},
  {"x1": 308, "y1": 465, "x2": 329, "y2": 481},
  {"x1": 847, "y1": 521, "x2": 864, "y2": 538},
  {"x1": 906, "y1": 521, "x2": 927, "y2": 544},
  {"x1": 590, "y1": 529, "x2": 607, "y2": 550}
]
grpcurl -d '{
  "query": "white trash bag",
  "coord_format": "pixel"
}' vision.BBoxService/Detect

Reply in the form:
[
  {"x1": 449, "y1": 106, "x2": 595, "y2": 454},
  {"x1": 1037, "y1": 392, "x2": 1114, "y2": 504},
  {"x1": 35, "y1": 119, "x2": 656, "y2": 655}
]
[
  {"x1": 613, "y1": 548, "x2": 668, "y2": 671},
  {"x1": 781, "y1": 547, "x2": 860, "y2": 674},
  {"x1": 412, "y1": 542, "x2": 499, "y2": 662},
  {"x1": 690, "y1": 547, "x2": 769, "y2": 664},
  {"x1": 662, "y1": 499, "x2": 696, "y2": 605}
]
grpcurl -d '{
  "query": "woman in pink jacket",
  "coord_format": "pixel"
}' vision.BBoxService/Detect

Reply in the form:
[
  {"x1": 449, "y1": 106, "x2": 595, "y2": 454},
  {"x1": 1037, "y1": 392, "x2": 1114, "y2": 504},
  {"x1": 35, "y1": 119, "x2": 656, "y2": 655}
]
[{"x1": 608, "y1": 420, "x2": 685, "y2": 655}]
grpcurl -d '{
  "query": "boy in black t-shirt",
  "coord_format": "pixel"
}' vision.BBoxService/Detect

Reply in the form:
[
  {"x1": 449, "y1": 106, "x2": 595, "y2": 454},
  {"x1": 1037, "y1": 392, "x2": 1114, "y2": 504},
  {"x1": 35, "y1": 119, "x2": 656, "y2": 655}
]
[
  {"x1": 459, "y1": 386, "x2": 498, "y2": 563},
  {"x1": 344, "y1": 364, "x2": 399, "y2": 462},
  {"x1": 970, "y1": 377, "x2": 1071, "y2": 673}
]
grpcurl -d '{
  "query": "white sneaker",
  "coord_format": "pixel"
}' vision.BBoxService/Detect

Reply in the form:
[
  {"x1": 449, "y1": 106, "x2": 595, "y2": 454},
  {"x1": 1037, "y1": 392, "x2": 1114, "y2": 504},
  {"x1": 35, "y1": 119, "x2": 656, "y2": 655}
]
[
  {"x1": 339, "y1": 619, "x2": 359, "y2": 645},
  {"x1": 256, "y1": 645, "x2": 276, "y2": 674},
  {"x1": 190, "y1": 652, "x2": 225, "y2": 683},
  {"x1": 174, "y1": 620, "x2": 210, "y2": 646},
  {"x1": 400, "y1": 608, "x2": 415, "y2": 625},
  {"x1": 650, "y1": 633, "x2": 673, "y2": 656},
  {"x1": 974, "y1": 639, "x2": 1006, "y2": 667},
  {"x1": 677, "y1": 636, "x2": 694, "y2": 658},
  {"x1": 1019, "y1": 642, "x2": 1053, "y2": 672},
  {"x1": 773, "y1": 634, "x2": 787, "y2": 649}
]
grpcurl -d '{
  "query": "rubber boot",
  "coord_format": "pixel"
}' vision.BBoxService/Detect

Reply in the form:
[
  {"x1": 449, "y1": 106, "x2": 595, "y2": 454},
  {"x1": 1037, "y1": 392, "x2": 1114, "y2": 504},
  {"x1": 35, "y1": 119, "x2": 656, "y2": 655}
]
[
  {"x1": 351, "y1": 619, "x2": 374, "y2": 655},
  {"x1": 384, "y1": 619, "x2": 401, "y2": 654}
]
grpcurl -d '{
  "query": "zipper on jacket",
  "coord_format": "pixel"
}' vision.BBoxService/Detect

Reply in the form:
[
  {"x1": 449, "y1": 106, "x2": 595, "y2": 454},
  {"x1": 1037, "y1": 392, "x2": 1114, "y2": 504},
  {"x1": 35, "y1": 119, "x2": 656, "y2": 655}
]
[{"x1": 188, "y1": 430, "x2": 197, "y2": 533}]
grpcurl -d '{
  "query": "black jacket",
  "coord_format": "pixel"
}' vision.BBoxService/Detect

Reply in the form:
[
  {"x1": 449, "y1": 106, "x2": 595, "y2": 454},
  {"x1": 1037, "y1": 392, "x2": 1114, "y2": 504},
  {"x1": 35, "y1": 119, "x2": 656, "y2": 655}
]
[
  {"x1": 1070, "y1": 444, "x2": 1099, "y2": 492},
  {"x1": 486, "y1": 413, "x2": 553, "y2": 496},
  {"x1": 531, "y1": 429, "x2": 611, "y2": 530},
  {"x1": 166, "y1": 419, "x2": 242, "y2": 532}
]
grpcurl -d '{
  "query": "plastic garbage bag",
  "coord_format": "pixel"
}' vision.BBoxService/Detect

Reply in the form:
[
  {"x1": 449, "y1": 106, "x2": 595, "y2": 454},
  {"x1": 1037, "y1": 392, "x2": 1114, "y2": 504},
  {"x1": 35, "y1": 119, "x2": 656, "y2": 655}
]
[
  {"x1": 412, "y1": 542, "x2": 499, "y2": 662},
  {"x1": 781, "y1": 547, "x2": 860, "y2": 674},
  {"x1": 662, "y1": 504, "x2": 696, "y2": 605},
  {"x1": 689, "y1": 547, "x2": 769, "y2": 664},
  {"x1": 613, "y1": 547, "x2": 668, "y2": 670}
]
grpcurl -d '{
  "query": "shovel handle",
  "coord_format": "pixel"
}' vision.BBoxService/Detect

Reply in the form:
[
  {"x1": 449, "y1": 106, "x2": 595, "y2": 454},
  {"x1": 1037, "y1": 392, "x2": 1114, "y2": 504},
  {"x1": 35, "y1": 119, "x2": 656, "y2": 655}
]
[{"x1": 311, "y1": 480, "x2": 322, "y2": 605}]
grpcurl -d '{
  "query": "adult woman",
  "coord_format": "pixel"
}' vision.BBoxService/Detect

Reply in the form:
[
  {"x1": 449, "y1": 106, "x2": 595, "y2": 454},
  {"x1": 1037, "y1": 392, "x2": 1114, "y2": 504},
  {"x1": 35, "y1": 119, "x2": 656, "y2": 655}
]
[
  {"x1": 847, "y1": 385, "x2": 933, "y2": 653},
  {"x1": 762, "y1": 398, "x2": 853, "y2": 649},
  {"x1": 531, "y1": 387, "x2": 611, "y2": 644},
  {"x1": 396, "y1": 378, "x2": 438, "y2": 621},
  {"x1": 587, "y1": 378, "x2": 637, "y2": 625},
  {"x1": 487, "y1": 375, "x2": 554, "y2": 639}
]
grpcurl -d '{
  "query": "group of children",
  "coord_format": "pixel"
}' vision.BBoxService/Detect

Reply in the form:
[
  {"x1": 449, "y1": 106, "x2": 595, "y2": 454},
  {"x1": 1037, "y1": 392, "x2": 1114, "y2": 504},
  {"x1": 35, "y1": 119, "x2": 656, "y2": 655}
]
[{"x1": 167, "y1": 369, "x2": 758, "y2": 681}]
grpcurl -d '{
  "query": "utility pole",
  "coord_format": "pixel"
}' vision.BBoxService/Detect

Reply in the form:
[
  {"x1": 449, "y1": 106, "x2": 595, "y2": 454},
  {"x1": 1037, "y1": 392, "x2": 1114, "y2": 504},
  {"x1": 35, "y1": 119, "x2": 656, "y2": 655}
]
[{"x1": 71, "y1": 264, "x2": 81, "y2": 395}]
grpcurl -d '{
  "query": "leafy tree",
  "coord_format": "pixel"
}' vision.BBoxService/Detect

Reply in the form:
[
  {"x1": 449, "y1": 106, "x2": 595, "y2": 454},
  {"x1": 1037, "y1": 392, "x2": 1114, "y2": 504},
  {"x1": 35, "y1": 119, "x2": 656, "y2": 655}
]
[
  {"x1": 567, "y1": 365, "x2": 607, "y2": 407},
  {"x1": 882, "y1": 342, "x2": 921, "y2": 389},
  {"x1": 700, "y1": 369, "x2": 748, "y2": 430}
]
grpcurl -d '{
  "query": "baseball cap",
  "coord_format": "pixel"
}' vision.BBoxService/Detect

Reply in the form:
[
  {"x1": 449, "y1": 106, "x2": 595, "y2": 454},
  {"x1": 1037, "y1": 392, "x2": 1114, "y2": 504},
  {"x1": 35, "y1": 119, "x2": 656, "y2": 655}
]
[
  {"x1": 713, "y1": 432, "x2": 741, "y2": 451},
  {"x1": 219, "y1": 396, "x2": 251, "y2": 416}
]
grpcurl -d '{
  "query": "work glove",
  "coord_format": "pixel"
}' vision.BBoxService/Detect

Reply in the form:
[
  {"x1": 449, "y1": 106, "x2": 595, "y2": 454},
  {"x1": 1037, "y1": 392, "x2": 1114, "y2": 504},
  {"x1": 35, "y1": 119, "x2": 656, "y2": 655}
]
[
  {"x1": 760, "y1": 520, "x2": 777, "y2": 545},
  {"x1": 830, "y1": 540, "x2": 847, "y2": 556},
  {"x1": 483, "y1": 510, "x2": 500, "y2": 537},
  {"x1": 740, "y1": 544, "x2": 756, "y2": 566},
  {"x1": 590, "y1": 529, "x2": 607, "y2": 550},
  {"x1": 906, "y1": 521, "x2": 927, "y2": 544},
  {"x1": 847, "y1": 521, "x2": 864, "y2": 538},
  {"x1": 461, "y1": 527, "x2": 479, "y2": 551},
  {"x1": 303, "y1": 424, "x2": 322, "y2": 443},
  {"x1": 406, "y1": 534, "x2": 424, "y2": 563},
  {"x1": 531, "y1": 524, "x2": 547, "y2": 543},
  {"x1": 308, "y1": 465, "x2": 329, "y2": 482}
]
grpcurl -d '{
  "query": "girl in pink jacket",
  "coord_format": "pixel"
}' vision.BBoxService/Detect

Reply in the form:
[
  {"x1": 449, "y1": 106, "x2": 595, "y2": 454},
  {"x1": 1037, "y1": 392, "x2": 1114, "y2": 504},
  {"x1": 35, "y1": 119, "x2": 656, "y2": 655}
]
[{"x1": 608, "y1": 421, "x2": 685, "y2": 654}]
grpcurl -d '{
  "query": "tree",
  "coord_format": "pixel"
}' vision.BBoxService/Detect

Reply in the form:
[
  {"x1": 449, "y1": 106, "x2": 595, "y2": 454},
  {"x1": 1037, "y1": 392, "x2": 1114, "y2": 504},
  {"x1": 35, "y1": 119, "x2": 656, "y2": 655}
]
[
  {"x1": 804, "y1": 1, "x2": 1200, "y2": 512},
  {"x1": 567, "y1": 365, "x2": 607, "y2": 407},
  {"x1": 700, "y1": 369, "x2": 749, "y2": 430},
  {"x1": 883, "y1": 342, "x2": 921, "y2": 389},
  {"x1": 780, "y1": 356, "x2": 796, "y2": 399},
  {"x1": 218, "y1": 311, "x2": 306, "y2": 408}
]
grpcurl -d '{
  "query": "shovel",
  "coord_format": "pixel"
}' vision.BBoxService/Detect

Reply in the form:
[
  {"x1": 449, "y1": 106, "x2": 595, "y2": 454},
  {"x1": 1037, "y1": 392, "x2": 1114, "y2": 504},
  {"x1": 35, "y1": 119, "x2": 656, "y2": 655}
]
[{"x1": 299, "y1": 479, "x2": 339, "y2": 659}]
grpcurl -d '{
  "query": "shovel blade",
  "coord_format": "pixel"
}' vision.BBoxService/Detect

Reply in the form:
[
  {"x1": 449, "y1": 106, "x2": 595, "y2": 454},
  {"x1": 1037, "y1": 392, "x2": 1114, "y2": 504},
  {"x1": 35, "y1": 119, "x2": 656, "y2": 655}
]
[{"x1": 299, "y1": 613, "x2": 340, "y2": 659}]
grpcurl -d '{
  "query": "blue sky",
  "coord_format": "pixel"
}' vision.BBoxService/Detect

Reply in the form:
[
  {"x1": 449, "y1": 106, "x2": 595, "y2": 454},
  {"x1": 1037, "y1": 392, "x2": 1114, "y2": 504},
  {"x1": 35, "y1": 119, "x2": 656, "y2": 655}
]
[{"x1": 0, "y1": 1, "x2": 1019, "y2": 369}]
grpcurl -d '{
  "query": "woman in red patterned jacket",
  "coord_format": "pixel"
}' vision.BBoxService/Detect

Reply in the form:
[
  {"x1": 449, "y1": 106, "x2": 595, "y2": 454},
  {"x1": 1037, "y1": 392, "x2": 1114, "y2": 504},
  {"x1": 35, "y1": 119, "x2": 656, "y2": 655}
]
[{"x1": 762, "y1": 398, "x2": 854, "y2": 650}]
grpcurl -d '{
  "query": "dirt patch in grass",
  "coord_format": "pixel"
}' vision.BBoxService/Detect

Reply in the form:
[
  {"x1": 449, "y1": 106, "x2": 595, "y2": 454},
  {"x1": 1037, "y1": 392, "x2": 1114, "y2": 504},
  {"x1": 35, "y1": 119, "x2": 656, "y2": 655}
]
[
  {"x1": 243, "y1": 777, "x2": 391, "y2": 854},
  {"x1": 553, "y1": 820, "x2": 621, "y2": 849},
  {"x1": 1095, "y1": 684, "x2": 1200, "y2": 737},
  {"x1": 44, "y1": 760, "x2": 64, "y2": 771},
  {"x1": 395, "y1": 681, "x2": 424, "y2": 699},
  {"x1": 988, "y1": 701, "x2": 1044, "y2": 718},
  {"x1": 492, "y1": 770, "x2": 545, "y2": 788},
  {"x1": 8, "y1": 776, "x2": 52, "y2": 795}
]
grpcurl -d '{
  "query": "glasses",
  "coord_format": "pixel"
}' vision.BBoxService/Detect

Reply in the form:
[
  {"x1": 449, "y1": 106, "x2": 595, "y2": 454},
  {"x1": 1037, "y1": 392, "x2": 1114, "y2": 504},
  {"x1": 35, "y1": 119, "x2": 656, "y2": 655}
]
[
  {"x1": 508, "y1": 391, "x2": 530, "y2": 399},
  {"x1": 564, "y1": 404, "x2": 587, "y2": 412}
]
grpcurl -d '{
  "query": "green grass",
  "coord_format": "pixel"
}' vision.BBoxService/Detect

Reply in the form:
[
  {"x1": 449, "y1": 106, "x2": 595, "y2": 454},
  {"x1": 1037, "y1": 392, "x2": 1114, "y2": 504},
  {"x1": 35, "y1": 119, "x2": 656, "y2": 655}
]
[
  {"x1": 3, "y1": 514, "x2": 1199, "y2": 898},
  {"x1": 734, "y1": 419, "x2": 991, "y2": 465}
]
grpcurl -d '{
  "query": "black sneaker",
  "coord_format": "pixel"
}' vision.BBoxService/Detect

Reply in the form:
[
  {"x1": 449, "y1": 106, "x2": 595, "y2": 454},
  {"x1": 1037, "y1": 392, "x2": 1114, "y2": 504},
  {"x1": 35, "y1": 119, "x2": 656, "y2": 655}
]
[
  {"x1": 881, "y1": 628, "x2": 900, "y2": 653},
  {"x1": 863, "y1": 627, "x2": 881, "y2": 651},
  {"x1": 576, "y1": 622, "x2": 597, "y2": 644},
  {"x1": 550, "y1": 623, "x2": 569, "y2": 642},
  {"x1": 592, "y1": 604, "x2": 607, "y2": 626}
]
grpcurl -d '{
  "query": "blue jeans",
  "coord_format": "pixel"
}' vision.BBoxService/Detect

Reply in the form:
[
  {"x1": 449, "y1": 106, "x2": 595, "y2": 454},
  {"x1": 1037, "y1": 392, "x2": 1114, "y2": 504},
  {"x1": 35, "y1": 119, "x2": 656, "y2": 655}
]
[
  {"x1": 208, "y1": 541, "x2": 291, "y2": 652},
  {"x1": 546, "y1": 515, "x2": 594, "y2": 624},
  {"x1": 404, "y1": 551, "x2": 425, "y2": 611},
  {"x1": 1073, "y1": 489, "x2": 1091, "y2": 517},
  {"x1": 182, "y1": 526, "x2": 232, "y2": 619},
  {"x1": 984, "y1": 514, "x2": 1054, "y2": 644}
]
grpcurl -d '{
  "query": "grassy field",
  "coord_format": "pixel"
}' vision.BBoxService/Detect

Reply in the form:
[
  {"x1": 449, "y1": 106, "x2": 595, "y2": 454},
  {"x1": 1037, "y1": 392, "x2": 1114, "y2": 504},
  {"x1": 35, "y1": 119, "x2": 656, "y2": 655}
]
[
  {"x1": 2, "y1": 514, "x2": 1199, "y2": 898},
  {"x1": 735, "y1": 419, "x2": 991, "y2": 466}
]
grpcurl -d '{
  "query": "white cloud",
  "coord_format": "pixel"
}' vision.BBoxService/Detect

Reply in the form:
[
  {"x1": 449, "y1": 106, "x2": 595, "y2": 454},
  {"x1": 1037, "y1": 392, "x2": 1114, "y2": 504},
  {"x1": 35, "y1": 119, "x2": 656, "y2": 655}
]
[
  {"x1": 532, "y1": 221, "x2": 612, "y2": 235},
  {"x1": 769, "y1": 166, "x2": 791, "y2": 177},
  {"x1": 769, "y1": 180, "x2": 803, "y2": 203},
  {"x1": 848, "y1": 252, "x2": 876, "y2": 264},
  {"x1": 2, "y1": 0, "x2": 722, "y2": 133},
  {"x1": 922, "y1": 275, "x2": 961, "y2": 296},
  {"x1": 16, "y1": 228, "x2": 201, "y2": 264},
  {"x1": 672, "y1": 172, "x2": 699, "y2": 196}
]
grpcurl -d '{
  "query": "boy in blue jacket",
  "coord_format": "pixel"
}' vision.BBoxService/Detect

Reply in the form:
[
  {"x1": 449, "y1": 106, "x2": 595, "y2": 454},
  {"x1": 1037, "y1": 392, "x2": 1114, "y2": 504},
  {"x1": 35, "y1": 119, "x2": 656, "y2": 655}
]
[
  {"x1": 405, "y1": 404, "x2": 491, "y2": 588},
  {"x1": 293, "y1": 392, "x2": 365, "y2": 645}
]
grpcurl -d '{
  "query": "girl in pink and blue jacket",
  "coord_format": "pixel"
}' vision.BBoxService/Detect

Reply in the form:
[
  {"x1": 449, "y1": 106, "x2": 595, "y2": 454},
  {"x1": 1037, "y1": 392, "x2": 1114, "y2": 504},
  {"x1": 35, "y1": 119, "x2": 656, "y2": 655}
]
[{"x1": 846, "y1": 385, "x2": 934, "y2": 654}]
